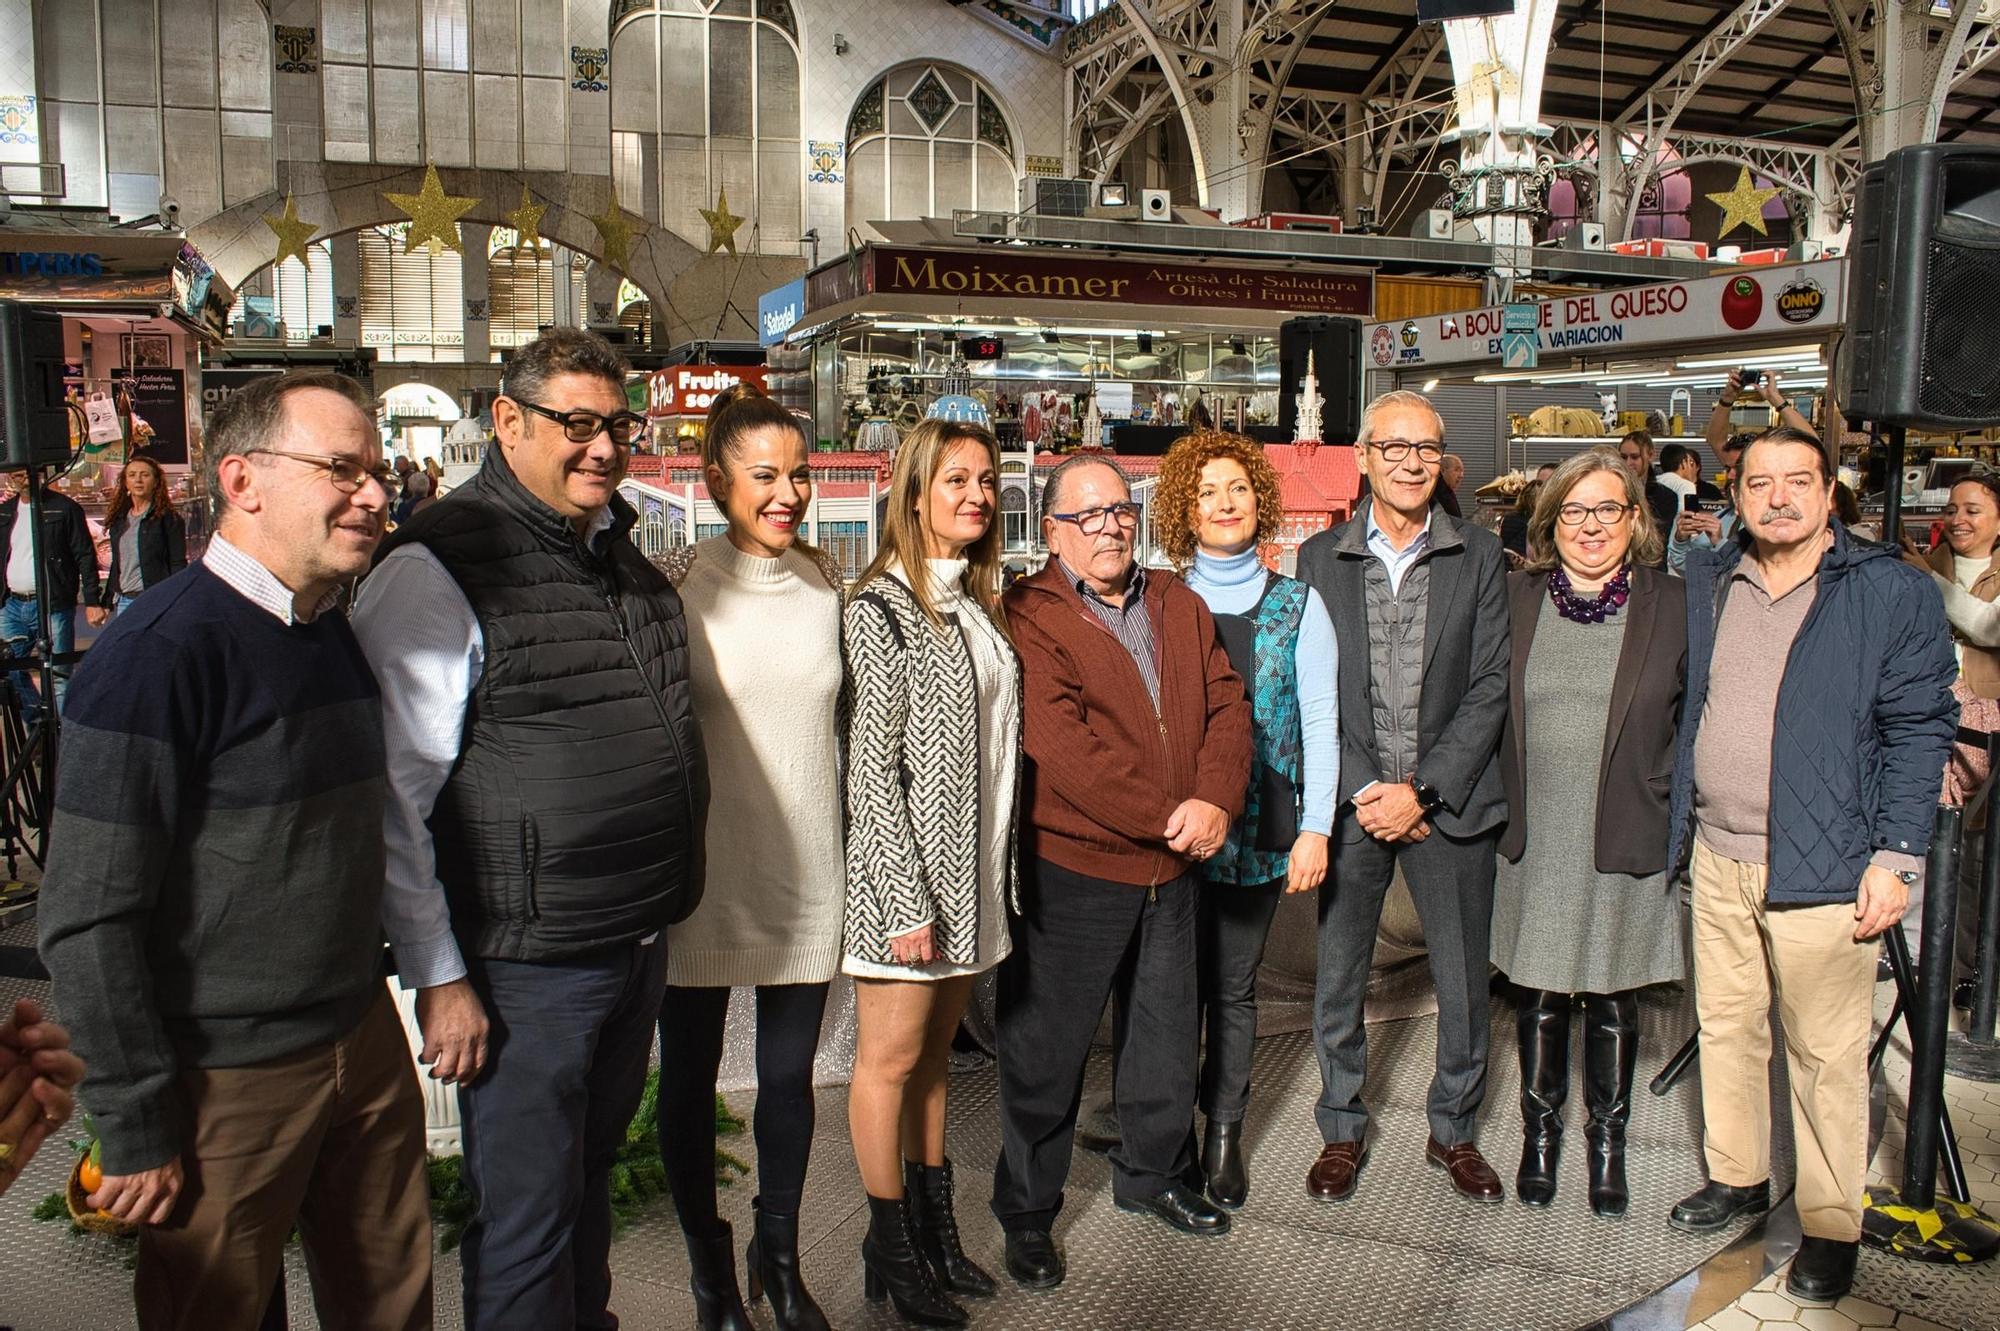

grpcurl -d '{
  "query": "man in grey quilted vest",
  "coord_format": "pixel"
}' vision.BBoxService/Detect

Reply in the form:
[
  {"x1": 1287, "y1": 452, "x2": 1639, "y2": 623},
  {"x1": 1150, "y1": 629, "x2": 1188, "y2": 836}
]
[
  {"x1": 1293, "y1": 390, "x2": 1511, "y2": 1206},
  {"x1": 1665, "y1": 426, "x2": 1955, "y2": 1301}
]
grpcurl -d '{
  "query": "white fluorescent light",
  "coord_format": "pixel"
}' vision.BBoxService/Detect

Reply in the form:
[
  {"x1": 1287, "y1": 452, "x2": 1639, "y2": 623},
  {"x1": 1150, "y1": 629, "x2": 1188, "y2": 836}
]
[
  {"x1": 1675, "y1": 346, "x2": 1823, "y2": 369},
  {"x1": 1422, "y1": 378, "x2": 1439, "y2": 392}
]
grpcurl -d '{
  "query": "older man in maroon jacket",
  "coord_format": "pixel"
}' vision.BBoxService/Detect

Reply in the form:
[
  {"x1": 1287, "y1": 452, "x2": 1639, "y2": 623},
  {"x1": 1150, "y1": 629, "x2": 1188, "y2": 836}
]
[{"x1": 989, "y1": 455, "x2": 1252, "y2": 1291}]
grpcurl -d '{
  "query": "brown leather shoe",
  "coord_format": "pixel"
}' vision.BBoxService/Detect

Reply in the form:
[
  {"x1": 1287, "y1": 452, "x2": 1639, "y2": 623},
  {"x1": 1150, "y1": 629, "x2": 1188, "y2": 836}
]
[
  {"x1": 1305, "y1": 1142, "x2": 1367, "y2": 1202},
  {"x1": 1426, "y1": 1137, "x2": 1504, "y2": 1202}
]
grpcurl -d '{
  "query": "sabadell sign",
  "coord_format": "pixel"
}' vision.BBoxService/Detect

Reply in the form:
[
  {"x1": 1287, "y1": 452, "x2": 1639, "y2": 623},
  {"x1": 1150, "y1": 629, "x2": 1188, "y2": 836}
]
[{"x1": 1366, "y1": 260, "x2": 1845, "y2": 370}]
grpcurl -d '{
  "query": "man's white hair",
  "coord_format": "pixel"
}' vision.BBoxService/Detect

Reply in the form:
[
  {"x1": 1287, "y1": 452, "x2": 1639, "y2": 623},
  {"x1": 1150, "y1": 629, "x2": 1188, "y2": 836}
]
[{"x1": 1357, "y1": 389, "x2": 1446, "y2": 446}]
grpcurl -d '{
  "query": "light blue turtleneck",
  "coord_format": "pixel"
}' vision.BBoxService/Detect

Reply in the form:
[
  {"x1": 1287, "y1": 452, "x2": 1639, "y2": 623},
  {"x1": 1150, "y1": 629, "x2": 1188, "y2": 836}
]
[{"x1": 1185, "y1": 545, "x2": 1340, "y2": 839}]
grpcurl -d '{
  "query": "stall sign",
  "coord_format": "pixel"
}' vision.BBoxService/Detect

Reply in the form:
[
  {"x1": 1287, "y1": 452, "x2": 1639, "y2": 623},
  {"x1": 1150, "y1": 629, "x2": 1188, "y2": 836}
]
[
  {"x1": 867, "y1": 247, "x2": 1372, "y2": 316},
  {"x1": 648, "y1": 365, "x2": 770, "y2": 417},
  {"x1": 116, "y1": 367, "x2": 189, "y2": 465},
  {"x1": 201, "y1": 367, "x2": 284, "y2": 422},
  {"x1": 757, "y1": 279, "x2": 806, "y2": 346},
  {"x1": 1365, "y1": 260, "x2": 1845, "y2": 370}
]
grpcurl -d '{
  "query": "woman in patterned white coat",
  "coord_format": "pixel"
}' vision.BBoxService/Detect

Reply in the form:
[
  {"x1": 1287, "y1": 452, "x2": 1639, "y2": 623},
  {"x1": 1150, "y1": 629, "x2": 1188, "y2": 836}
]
[{"x1": 843, "y1": 419, "x2": 1020, "y2": 1328}]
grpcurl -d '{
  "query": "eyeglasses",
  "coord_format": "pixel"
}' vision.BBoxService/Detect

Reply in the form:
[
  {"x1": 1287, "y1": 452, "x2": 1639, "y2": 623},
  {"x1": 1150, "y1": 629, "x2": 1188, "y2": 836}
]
[
  {"x1": 1556, "y1": 501, "x2": 1635, "y2": 527},
  {"x1": 513, "y1": 398, "x2": 648, "y2": 447},
  {"x1": 1368, "y1": 439, "x2": 1445, "y2": 465},
  {"x1": 1050, "y1": 502, "x2": 1141, "y2": 535},
  {"x1": 247, "y1": 449, "x2": 398, "y2": 494}
]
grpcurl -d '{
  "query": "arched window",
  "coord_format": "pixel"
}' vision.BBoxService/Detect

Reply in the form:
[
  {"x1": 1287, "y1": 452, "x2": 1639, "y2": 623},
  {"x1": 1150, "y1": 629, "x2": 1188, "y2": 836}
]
[
  {"x1": 618, "y1": 278, "x2": 653, "y2": 347},
  {"x1": 230, "y1": 243, "x2": 334, "y2": 341},
  {"x1": 847, "y1": 64, "x2": 1018, "y2": 225},
  {"x1": 489, "y1": 226, "x2": 555, "y2": 352},
  {"x1": 357, "y1": 224, "x2": 465, "y2": 364},
  {"x1": 611, "y1": 1, "x2": 802, "y2": 252}
]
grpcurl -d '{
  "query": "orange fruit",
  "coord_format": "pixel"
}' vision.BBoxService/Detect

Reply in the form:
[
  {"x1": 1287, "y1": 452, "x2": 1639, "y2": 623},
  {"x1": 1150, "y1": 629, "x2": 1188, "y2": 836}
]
[{"x1": 78, "y1": 1156, "x2": 102, "y2": 1193}]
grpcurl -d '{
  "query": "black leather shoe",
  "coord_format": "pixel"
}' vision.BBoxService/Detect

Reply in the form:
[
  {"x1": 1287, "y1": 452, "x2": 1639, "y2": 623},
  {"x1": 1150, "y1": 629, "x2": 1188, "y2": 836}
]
[
  {"x1": 1668, "y1": 1180, "x2": 1771, "y2": 1234},
  {"x1": 1202, "y1": 1118, "x2": 1248, "y2": 1209},
  {"x1": 1003, "y1": 1229, "x2": 1065, "y2": 1290},
  {"x1": 1786, "y1": 1236, "x2": 1859, "y2": 1301},
  {"x1": 1115, "y1": 1183, "x2": 1232, "y2": 1235}
]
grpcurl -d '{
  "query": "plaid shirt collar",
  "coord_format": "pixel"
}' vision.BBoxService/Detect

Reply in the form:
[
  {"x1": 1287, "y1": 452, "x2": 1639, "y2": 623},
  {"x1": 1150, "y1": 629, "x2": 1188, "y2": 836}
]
[{"x1": 203, "y1": 533, "x2": 341, "y2": 625}]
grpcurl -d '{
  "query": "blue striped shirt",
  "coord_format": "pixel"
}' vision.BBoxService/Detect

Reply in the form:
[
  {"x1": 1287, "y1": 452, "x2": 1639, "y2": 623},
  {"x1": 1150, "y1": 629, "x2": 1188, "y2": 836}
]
[{"x1": 1061, "y1": 558, "x2": 1159, "y2": 707}]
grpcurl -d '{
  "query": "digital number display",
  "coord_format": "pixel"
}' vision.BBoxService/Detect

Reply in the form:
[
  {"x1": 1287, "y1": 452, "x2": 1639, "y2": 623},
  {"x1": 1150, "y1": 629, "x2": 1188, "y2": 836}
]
[{"x1": 959, "y1": 336, "x2": 1005, "y2": 361}]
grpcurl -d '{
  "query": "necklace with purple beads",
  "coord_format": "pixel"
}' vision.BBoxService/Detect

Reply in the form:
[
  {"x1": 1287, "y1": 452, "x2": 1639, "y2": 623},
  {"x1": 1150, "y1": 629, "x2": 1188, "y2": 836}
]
[{"x1": 1548, "y1": 565, "x2": 1630, "y2": 624}]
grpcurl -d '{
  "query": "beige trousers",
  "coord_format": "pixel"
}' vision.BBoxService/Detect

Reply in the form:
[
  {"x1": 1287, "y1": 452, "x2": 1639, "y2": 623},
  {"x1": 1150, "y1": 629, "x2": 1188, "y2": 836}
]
[
  {"x1": 135, "y1": 987, "x2": 434, "y2": 1331},
  {"x1": 1690, "y1": 841, "x2": 1878, "y2": 1242}
]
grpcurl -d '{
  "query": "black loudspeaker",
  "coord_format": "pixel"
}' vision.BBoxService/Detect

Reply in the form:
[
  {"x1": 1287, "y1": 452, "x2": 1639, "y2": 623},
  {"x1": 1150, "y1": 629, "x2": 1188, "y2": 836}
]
[
  {"x1": 0, "y1": 302, "x2": 71, "y2": 468},
  {"x1": 1843, "y1": 144, "x2": 2000, "y2": 430},
  {"x1": 1416, "y1": 0, "x2": 1516, "y2": 18},
  {"x1": 1278, "y1": 315, "x2": 1362, "y2": 443}
]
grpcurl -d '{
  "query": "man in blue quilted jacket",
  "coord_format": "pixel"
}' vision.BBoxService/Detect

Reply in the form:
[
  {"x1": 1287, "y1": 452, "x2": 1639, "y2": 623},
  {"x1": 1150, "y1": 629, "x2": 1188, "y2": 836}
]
[{"x1": 1664, "y1": 426, "x2": 1956, "y2": 1303}]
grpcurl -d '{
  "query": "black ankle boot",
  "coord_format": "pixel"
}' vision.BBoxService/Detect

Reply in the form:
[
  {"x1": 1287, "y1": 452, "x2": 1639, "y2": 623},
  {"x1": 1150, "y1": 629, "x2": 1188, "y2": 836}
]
[
  {"x1": 1202, "y1": 1118, "x2": 1248, "y2": 1209},
  {"x1": 1515, "y1": 988, "x2": 1570, "y2": 1208},
  {"x1": 745, "y1": 1197, "x2": 831, "y2": 1331},
  {"x1": 906, "y1": 1158, "x2": 996, "y2": 1298},
  {"x1": 863, "y1": 1193, "x2": 967, "y2": 1327},
  {"x1": 1582, "y1": 991, "x2": 1639, "y2": 1218},
  {"x1": 685, "y1": 1220, "x2": 754, "y2": 1331}
]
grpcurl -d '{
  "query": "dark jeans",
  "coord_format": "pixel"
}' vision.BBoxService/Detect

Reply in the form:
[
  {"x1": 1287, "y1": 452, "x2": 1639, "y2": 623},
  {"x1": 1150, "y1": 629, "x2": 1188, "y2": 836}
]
[
  {"x1": 991, "y1": 859, "x2": 1199, "y2": 1232},
  {"x1": 656, "y1": 981, "x2": 830, "y2": 1231},
  {"x1": 1197, "y1": 876, "x2": 1286, "y2": 1124},
  {"x1": 458, "y1": 937, "x2": 666, "y2": 1331},
  {"x1": 1314, "y1": 825, "x2": 1497, "y2": 1147},
  {"x1": 1, "y1": 595, "x2": 73, "y2": 719}
]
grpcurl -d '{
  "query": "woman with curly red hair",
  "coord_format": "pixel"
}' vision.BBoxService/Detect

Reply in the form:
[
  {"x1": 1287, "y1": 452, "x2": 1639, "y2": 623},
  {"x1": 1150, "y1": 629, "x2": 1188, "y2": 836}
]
[{"x1": 1153, "y1": 429, "x2": 1339, "y2": 1209}]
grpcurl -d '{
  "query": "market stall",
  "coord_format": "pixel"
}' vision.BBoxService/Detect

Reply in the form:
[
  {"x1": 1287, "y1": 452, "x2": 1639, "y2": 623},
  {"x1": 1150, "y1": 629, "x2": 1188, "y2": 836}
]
[{"x1": 1360, "y1": 259, "x2": 1850, "y2": 510}]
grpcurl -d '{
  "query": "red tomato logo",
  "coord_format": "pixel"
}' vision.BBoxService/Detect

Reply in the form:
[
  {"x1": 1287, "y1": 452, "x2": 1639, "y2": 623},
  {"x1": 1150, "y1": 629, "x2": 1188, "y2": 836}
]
[{"x1": 1720, "y1": 275, "x2": 1762, "y2": 331}]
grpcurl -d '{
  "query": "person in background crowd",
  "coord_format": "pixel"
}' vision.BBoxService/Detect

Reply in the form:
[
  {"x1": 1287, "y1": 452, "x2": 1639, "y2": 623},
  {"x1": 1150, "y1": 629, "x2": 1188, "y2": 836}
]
[
  {"x1": 991, "y1": 456, "x2": 1250, "y2": 1289},
  {"x1": 1436, "y1": 454, "x2": 1465, "y2": 518},
  {"x1": 1294, "y1": 390, "x2": 1510, "y2": 1207},
  {"x1": 1492, "y1": 448, "x2": 1687, "y2": 1217},
  {"x1": 1619, "y1": 432, "x2": 1678, "y2": 557},
  {"x1": 0, "y1": 999, "x2": 84, "y2": 1199},
  {"x1": 1902, "y1": 470, "x2": 2000, "y2": 1009},
  {"x1": 1834, "y1": 482, "x2": 1881, "y2": 542},
  {"x1": 39, "y1": 371, "x2": 433, "y2": 1328},
  {"x1": 1654, "y1": 444, "x2": 1704, "y2": 573},
  {"x1": 424, "y1": 456, "x2": 445, "y2": 487},
  {"x1": 101, "y1": 456, "x2": 187, "y2": 617},
  {"x1": 1667, "y1": 426, "x2": 1955, "y2": 1301},
  {"x1": 353, "y1": 328, "x2": 708, "y2": 1331},
  {"x1": 1536, "y1": 462, "x2": 1558, "y2": 482},
  {"x1": 653, "y1": 383, "x2": 843, "y2": 1331},
  {"x1": 1, "y1": 467, "x2": 106, "y2": 717},
  {"x1": 1501, "y1": 481, "x2": 1543, "y2": 565},
  {"x1": 843, "y1": 418, "x2": 1020, "y2": 1327},
  {"x1": 1706, "y1": 371, "x2": 1816, "y2": 465},
  {"x1": 1154, "y1": 430, "x2": 1338, "y2": 1211},
  {"x1": 394, "y1": 471, "x2": 437, "y2": 524}
]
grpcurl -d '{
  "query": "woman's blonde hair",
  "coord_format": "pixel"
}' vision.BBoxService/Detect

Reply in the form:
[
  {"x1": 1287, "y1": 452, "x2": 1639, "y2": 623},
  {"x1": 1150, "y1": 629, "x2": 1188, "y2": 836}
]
[
  {"x1": 1525, "y1": 446, "x2": 1662, "y2": 573},
  {"x1": 855, "y1": 418, "x2": 1008, "y2": 632},
  {"x1": 1150, "y1": 429, "x2": 1284, "y2": 569}
]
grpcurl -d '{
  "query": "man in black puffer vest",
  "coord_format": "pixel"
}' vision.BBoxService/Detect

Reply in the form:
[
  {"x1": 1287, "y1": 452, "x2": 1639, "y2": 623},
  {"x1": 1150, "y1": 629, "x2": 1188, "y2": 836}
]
[{"x1": 353, "y1": 329, "x2": 707, "y2": 1330}]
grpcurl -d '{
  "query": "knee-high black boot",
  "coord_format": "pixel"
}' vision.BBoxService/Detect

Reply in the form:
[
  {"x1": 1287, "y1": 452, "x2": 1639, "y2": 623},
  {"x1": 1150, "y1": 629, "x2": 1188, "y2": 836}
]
[
  {"x1": 1515, "y1": 988, "x2": 1571, "y2": 1208},
  {"x1": 1582, "y1": 990, "x2": 1639, "y2": 1218},
  {"x1": 745, "y1": 1197, "x2": 831, "y2": 1331},
  {"x1": 685, "y1": 1220, "x2": 755, "y2": 1331}
]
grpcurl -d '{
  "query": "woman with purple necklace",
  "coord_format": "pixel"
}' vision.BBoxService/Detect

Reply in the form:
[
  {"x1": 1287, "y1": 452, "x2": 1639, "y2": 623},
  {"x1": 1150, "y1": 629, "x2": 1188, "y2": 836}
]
[{"x1": 1490, "y1": 446, "x2": 1688, "y2": 1220}]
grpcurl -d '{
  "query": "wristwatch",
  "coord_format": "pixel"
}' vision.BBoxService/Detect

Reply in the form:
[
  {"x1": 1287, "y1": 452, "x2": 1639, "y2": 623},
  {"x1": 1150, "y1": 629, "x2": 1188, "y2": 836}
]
[
  {"x1": 1411, "y1": 777, "x2": 1445, "y2": 814},
  {"x1": 1892, "y1": 867, "x2": 1921, "y2": 886}
]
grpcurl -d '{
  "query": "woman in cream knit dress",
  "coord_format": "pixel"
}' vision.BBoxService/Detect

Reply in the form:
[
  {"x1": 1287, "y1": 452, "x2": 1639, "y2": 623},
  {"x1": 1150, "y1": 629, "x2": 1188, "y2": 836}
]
[{"x1": 656, "y1": 384, "x2": 843, "y2": 1331}]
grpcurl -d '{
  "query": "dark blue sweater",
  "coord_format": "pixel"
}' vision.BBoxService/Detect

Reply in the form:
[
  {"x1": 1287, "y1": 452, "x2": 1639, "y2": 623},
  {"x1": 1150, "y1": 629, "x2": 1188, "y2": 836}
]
[{"x1": 39, "y1": 562, "x2": 388, "y2": 1174}]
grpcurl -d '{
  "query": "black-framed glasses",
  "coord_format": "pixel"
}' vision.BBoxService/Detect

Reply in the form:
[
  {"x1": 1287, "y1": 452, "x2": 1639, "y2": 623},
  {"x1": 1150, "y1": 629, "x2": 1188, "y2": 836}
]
[
  {"x1": 1050, "y1": 502, "x2": 1141, "y2": 535},
  {"x1": 1368, "y1": 438, "x2": 1445, "y2": 465},
  {"x1": 1556, "y1": 501, "x2": 1635, "y2": 527},
  {"x1": 247, "y1": 449, "x2": 397, "y2": 494},
  {"x1": 513, "y1": 398, "x2": 648, "y2": 447}
]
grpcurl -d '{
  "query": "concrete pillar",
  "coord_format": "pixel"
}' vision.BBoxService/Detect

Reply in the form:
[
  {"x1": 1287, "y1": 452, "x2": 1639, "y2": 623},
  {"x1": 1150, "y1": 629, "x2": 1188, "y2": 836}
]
[
  {"x1": 330, "y1": 230, "x2": 361, "y2": 345},
  {"x1": 552, "y1": 244, "x2": 578, "y2": 328},
  {"x1": 461, "y1": 223, "x2": 492, "y2": 364}
]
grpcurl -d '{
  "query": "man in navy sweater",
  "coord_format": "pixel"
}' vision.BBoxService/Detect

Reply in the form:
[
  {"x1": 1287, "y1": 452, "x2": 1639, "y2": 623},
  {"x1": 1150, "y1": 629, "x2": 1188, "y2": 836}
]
[{"x1": 39, "y1": 371, "x2": 433, "y2": 1329}]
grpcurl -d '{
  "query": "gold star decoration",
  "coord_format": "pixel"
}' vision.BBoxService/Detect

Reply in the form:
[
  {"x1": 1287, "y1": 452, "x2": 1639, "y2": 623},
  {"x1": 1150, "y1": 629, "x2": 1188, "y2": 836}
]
[
  {"x1": 698, "y1": 186, "x2": 746, "y2": 257},
  {"x1": 504, "y1": 184, "x2": 547, "y2": 251},
  {"x1": 589, "y1": 195, "x2": 643, "y2": 271},
  {"x1": 262, "y1": 192, "x2": 319, "y2": 269},
  {"x1": 383, "y1": 163, "x2": 480, "y2": 257},
  {"x1": 1706, "y1": 165, "x2": 1784, "y2": 238}
]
